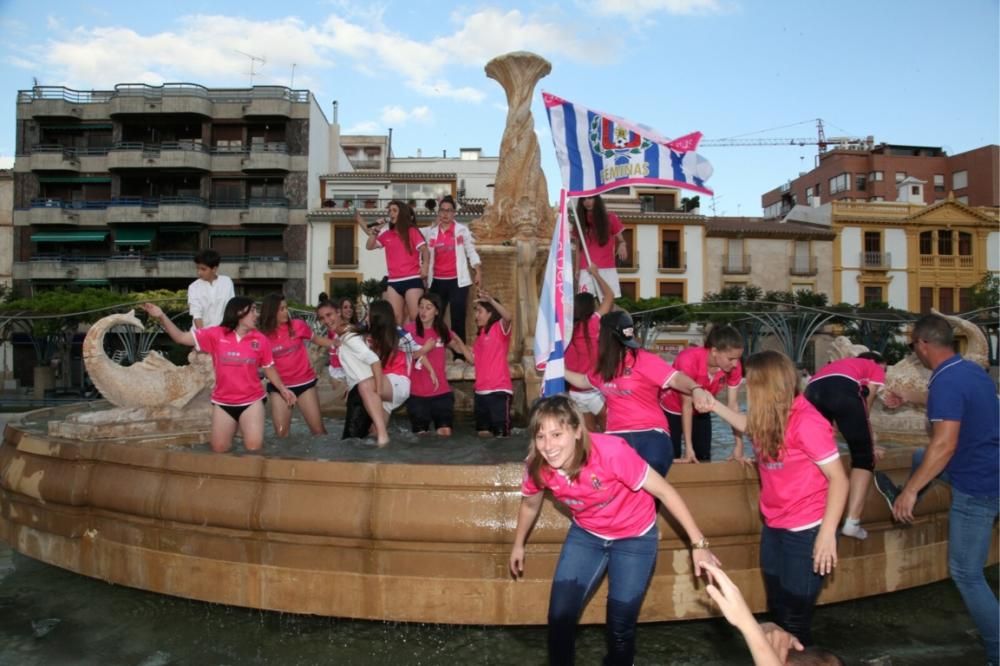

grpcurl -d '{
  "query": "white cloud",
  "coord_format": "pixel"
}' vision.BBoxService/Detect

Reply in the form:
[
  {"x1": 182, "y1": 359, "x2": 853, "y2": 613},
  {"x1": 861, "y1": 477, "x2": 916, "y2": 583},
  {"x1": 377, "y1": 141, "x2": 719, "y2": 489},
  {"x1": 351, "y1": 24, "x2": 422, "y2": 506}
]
[
  {"x1": 343, "y1": 120, "x2": 380, "y2": 134},
  {"x1": 380, "y1": 105, "x2": 432, "y2": 125},
  {"x1": 0, "y1": 156, "x2": 14, "y2": 169},
  {"x1": 584, "y1": 0, "x2": 726, "y2": 19}
]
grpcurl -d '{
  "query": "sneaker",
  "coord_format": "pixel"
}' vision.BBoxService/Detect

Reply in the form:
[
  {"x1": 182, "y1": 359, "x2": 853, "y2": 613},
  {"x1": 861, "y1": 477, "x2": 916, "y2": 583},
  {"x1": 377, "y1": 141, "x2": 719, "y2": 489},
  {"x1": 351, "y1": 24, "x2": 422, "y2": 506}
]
[{"x1": 873, "y1": 472, "x2": 901, "y2": 510}]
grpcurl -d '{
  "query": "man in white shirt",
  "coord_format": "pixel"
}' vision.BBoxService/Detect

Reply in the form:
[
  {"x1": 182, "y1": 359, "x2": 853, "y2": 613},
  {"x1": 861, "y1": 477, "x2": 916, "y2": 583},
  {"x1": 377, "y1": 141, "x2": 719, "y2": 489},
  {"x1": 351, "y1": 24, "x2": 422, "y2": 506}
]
[{"x1": 187, "y1": 249, "x2": 235, "y2": 329}]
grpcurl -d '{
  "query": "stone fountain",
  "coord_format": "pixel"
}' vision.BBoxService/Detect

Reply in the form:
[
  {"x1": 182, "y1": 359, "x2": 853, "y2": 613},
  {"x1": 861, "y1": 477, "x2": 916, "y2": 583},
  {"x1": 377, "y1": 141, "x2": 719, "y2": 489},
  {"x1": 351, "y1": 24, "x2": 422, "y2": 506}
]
[{"x1": 0, "y1": 54, "x2": 994, "y2": 625}]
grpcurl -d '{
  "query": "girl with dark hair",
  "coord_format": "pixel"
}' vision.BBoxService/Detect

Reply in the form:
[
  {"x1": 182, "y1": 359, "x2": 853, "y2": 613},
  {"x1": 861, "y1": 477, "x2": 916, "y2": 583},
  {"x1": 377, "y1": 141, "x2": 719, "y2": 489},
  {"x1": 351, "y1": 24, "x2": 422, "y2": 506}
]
[
  {"x1": 315, "y1": 299, "x2": 349, "y2": 406},
  {"x1": 142, "y1": 297, "x2": 296, "y2": 453},
  {"x1": 564, "y1": 311, "x2": 712, "y2": 477},
  {"x1": 356, "y1": 200, "x2": 429, "y2": 325},
  {"x1": 573, "y1": 195, "x2": 627, "y2": 297},
  {"x1": 465, "y1": 290, "x2": 513, "y2": 437},
  {"x1": 661, "y1": 324, "x2": 745, "y2": 463},
  {"x1": 404, "y1": 293, "x2": 472, "y2": 435},
  {"x1": 425, "y1": 195, "x2": 482, "y2": 344},
  {"x1": 338, "y1": 296, "x2": 357, "y2": 327},
  {"x1": 257, "y1": 293, "x2": 333, "y2": 437},
  {"x1": 565, "y1": 266, "x2": 615, "y2": 432},
  {"x1": 510, "y1": 395, "x2": 719, "y2": 666},
  {"x1": 711, "y1": 350, "x2": 848, "y2": 646}
]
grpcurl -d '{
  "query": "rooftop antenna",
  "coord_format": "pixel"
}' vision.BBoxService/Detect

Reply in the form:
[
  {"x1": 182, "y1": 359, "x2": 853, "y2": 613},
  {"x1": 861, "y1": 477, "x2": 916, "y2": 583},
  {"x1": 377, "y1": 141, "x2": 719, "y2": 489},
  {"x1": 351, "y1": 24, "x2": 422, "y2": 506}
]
[
  {"x1": 234, "y1": 50, "x2": 266, "y2": 86},
  {"x1": 289, "y1": 63, "x2": 297, "y2": 89}
]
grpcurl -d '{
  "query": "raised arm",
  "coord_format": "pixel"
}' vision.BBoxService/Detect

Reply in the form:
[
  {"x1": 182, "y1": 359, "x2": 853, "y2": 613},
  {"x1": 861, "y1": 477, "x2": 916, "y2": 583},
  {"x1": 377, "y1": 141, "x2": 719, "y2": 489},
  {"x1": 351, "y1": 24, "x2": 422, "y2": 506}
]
[
  {"x1": 509, "y1": 491, "x2": 545, "y2": 578},
  {"x1": 667, "y1": 371, "x2": 715, "y2": 412},
  {"x1": 355, "y1": 210, "x2": 382, "y2": 251},
  {"x1": 142, "y1": 303, "x2": 196, "y2": 347},
  {"x1": 588, "y1": 265, "x2": 616, "y2": 316},
  {"x1": 478, "y1": 290, "x2": 512, "y2": 324},
  {"x1": 712, "y1": 398, "x2": 748, "y2": 434}
]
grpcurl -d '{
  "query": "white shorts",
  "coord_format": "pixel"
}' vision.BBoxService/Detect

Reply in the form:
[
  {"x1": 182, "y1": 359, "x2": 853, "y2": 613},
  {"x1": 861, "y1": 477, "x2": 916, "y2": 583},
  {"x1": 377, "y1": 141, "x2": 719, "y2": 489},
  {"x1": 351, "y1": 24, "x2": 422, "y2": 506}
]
[
  {"x1": 569, "y1": 388, "x2": 606, "y2": 415},
  {"x1": 328, "y1": 366, "x2": 347, "y2": 381},
  {"x1": 578, "y1": 267, "x2": 621, "y2": 298},
  {"x1": 382, "y1": 374, "x2": 411, "y2": 413}
]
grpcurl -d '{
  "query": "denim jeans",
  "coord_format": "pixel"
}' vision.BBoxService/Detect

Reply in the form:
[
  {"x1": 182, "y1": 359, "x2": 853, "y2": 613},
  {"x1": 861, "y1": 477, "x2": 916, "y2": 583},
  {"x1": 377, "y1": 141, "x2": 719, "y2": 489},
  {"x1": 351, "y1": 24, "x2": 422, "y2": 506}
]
[
  {"x1": 760, "y1": 524, "x2": 825, "y2": 646},
  {"x1": 608, "y1": 429, "x2": 673, "y2": 477},
  {"x1": 948, "y1": 488, "x2": 999, "y2": 665},
  {"x1": 548, "y1": 523, "x2": 659, "y2": 666}
]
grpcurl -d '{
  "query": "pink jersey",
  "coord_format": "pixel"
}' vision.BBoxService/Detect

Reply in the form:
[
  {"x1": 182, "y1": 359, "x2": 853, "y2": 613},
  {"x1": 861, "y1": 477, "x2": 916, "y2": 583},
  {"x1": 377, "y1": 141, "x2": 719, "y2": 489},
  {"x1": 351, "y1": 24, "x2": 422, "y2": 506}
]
[
  {"x1": 264, "y1": 319, "x2": 316, "y2": 387},
  {"x1": 328, "y1": 330, "x2": 342, "y2": 369},
  {"x1": 377, "y1": 226, "x2": 426, "y2": 281},
  {"x1": 429, "y1": 223, "x2": 458, "y2": 279},
  {"x1": 405, "y1": 322, "x2": 453, "y2": 397},
  {"x1": 565, "y1": 315, "x2": 600, "y2": 392},
  {"x1": 193, "y1": 326, "x2": 272, "y2": 406},
  {"x1": 661, "y1": 346, "x2": 743, "y2": 414},
  {"x1": 473, "y1": 320, "x2": 512, "y2": 393},
  {"x1": 810, "y1": 357, "x2": 885, "y2": 388},
  {"x1": 382, "y1": 348, "x2": 410, "y2": 378},
  {"x1": 587, "y1": 350, "x2": 676, "y2": 433},
  {"x1": 577, "y1": 212, "x2": 624, "y2": 270},
  {"x1": 521, "y1": 433, "x2": 654, "y2": 540},
  {"x1": 756, "y1": 395, "x2": 841, "y2": 530}
]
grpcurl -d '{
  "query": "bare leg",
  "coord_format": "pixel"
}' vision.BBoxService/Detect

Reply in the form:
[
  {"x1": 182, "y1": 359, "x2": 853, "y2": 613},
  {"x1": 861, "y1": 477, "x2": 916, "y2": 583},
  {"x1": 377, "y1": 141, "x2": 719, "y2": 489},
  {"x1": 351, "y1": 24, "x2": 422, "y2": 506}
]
[
  {"x1": 269, "y1": 390, "x2": 293, "y2": 438},
  {"x1": 404, "y1": 287, "x2": 423, "y2": 324},
  {"x1": 295, "y1": 387, "x2": 327, "y2": 435},
  {"x1": 238, "y1": 400, "x2": 267, "y2": 451},
  {"x1": 843, "y1": 468, "x2": 873, "y2": 538},
  {"x1": 384, "y1": 287, "x2": 405, "y2": 326},
  {"x1": 210, "y1": 406, "x2": 240, "y2": 453},
  {"x1": 356, "y1": 377, "x2": 390, "y2": 446}
]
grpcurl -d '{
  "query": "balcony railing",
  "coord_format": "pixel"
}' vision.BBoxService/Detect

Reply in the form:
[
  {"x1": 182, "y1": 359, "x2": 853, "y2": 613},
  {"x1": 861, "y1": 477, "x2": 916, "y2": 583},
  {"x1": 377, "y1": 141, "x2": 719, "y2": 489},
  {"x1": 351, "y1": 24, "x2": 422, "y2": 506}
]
[
  {"x1": 789, "y1": 255, "x2": 818, "y2": 276},
  {"x1": 319, "y1": 197, "x2": 488, "y2": 218},
  {"x1": 860, "y1": 251, "x2": 891, "y2": 270},
  {"x1": 918, "y1": 254, "x2": 975, "y2": 269},
  {"x1": 19, "y1": 84, "x2": 309, "y2": 105},
  {"x1": 723, "y1": 253, "x2": 751, "y2": 274}
]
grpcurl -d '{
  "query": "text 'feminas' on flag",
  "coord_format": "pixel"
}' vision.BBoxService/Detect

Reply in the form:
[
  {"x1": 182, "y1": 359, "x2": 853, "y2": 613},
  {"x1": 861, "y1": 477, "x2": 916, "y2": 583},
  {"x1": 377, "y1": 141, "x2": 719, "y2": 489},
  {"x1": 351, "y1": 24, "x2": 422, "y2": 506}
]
[{"x1": 542, "y1": 91, "x2": 714, "y2": 197}]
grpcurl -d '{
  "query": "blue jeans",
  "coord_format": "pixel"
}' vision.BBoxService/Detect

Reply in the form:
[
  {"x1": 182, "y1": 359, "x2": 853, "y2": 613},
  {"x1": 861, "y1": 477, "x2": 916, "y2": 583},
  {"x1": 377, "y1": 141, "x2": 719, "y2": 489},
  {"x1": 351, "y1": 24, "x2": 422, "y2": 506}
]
[
  {"x1": 948, "y1": 489, "x2": 999, "y2": 664},
  {"x1": 548, "y1": 523, "x2": 659, "y2": 666},
  {"x1": 760, "y1": 524, "x2": 825, "y2": 646},
  {"x1": 609, "y1": 429, "x2": 673, "y2": 477}
]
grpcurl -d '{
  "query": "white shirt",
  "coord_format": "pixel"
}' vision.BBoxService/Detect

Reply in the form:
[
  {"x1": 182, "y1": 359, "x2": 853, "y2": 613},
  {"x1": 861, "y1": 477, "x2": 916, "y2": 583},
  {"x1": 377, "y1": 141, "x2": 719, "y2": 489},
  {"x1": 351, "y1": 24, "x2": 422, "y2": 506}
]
[
  {"x1": 338, "y1": 333, "x2": 380, "y2": 389},
  {"x1": 187, "y1": 274, "x2": 235, "y2": 328}
]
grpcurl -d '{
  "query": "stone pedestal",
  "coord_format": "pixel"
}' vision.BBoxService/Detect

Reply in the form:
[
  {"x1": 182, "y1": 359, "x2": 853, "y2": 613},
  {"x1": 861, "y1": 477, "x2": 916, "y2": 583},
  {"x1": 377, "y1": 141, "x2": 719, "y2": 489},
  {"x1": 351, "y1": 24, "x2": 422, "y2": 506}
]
[{"x1": 32, "y1": 366, "x2": 54, "y2": 399}]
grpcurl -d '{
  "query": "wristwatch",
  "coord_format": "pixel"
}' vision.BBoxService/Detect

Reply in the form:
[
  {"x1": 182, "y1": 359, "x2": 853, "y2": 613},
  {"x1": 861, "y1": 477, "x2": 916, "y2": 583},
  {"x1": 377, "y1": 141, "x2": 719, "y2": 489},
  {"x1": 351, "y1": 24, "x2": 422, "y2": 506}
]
[{"x1": 691, "y1": 538, "x2": 710, "y2": 550}]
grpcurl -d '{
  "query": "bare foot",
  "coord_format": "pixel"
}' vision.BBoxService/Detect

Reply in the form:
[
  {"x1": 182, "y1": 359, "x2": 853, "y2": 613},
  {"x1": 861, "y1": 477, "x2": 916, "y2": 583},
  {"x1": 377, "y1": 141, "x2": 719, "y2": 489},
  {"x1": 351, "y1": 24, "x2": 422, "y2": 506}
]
[
  {"x1": 377, "y1": 436, "x2": 390, "y2": 447},
  {"x1": 478, "y1": 431, "x2": 494, "y2": 438},
  {"x1": 437, "y1": 427, "x2": 453, "y2": 436}
]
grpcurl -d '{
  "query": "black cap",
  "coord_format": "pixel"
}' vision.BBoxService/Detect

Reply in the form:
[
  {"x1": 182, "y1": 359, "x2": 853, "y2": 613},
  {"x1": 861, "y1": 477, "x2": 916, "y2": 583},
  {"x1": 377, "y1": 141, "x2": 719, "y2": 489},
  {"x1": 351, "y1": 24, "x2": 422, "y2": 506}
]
[{"x1": 601, "y1": 311, "x2": 640, "y2": 349}]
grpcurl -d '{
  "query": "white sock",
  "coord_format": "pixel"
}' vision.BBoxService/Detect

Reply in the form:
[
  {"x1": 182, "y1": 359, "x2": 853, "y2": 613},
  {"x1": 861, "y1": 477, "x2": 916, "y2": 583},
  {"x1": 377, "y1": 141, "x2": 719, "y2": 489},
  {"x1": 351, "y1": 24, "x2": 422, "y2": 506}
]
[{"x1": 842, "y1": 517, "x2": 868, "y2": 540}]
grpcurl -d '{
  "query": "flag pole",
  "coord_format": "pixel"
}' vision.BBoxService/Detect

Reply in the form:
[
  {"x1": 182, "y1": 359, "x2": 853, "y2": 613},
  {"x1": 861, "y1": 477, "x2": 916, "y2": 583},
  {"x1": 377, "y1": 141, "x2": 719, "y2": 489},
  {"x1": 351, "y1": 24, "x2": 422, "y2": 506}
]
[{"x1": 567, "y1": 199, "x2": 600, "y2": 302}]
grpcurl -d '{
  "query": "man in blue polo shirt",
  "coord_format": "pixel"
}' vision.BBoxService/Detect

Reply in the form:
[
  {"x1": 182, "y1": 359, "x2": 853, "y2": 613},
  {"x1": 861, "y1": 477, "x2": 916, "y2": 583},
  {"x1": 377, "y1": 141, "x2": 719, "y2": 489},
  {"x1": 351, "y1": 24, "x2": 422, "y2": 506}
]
[{"x1": 876, "y1": 313, "x2": 999, "y2": 665}]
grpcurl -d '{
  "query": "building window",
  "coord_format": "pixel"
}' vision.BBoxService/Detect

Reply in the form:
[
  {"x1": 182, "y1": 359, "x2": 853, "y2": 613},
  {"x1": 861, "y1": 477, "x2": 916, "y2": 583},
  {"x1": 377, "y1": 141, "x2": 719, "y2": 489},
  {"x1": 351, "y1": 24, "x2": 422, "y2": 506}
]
[
  {"x1": 829, "y1": 173, "x2": 850, "y2": 194},
  {"x1": 863, "y1": 231, "x2": 881, "y2": 253},
  {"x1": 330, "y1": 224, "x2": 357, "y2": 266},
  {"x1": 658, "y1": 280, "x2": 685, "y2": 301},
  {"x1": 958, "y1": 232, "x2": 972, "y2": 256},
  {"x1": 856, "y1": 175, "x2": 867, "y2": 191},
  {"x1": 959, "y1": 288, "x2": 974, "y2": 312},
  {"x1": 869, "y1": 171, "x2": 884, "y2": 182},
  {"x1": 327, "y1": 276, "x2": 359, "y2": 297},
  {"x1": 920, "y1": 287, "x2": 934, "y2": 313},
  {"x1": 619, "y1": 279, "x2": 638, "y2": 301},
  {"x1": 640, "y1": 193, "x2": 677, "y2": 213},
  {"x1": 939, "y1": 288, "x2": 954, "y2": 314},
  {"x1": 952, "y1": 170, "x2": 968, "y2": 190},
  {"x1": 869, "y1": 196, "x2": 884, "y2": 202},
  {"x1": 660, "y1": 229, "x2": 683, "y2": 270},
  {"x1": 805, "y1": 186, "x2": 814, "y2": 200},
  {"x1": 911, "y1": 185, "x2": 920, "y2": 196},
  {"x1": 937, "y1": 230, "x2": 953, "y2": 256},
  {"x1": 862, "y1": 285, "x2": 883, "y2": 306},
  {"x1": 617, "y1": 226, "x2": 637, "y2": 271},
  {"x1": 895, "y1": 172, "x2": 906, "y2": 183},
  {"x1": 919, "y1": 231, "x2": 933, "y2": 255},
  {"x1": 933, "y1": 174, "x2": 945, "y2": 192},
  {"x1": 957, "y1": 195, "x2": 969, "y2": 205}
]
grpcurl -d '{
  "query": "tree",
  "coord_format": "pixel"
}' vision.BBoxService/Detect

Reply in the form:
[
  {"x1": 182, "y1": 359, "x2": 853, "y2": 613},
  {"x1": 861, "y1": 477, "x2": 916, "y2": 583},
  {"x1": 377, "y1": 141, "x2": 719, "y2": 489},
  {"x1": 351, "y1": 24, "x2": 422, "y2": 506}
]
[{"x1": 970, "y1": 273, "x2": 1000, "y2": 310}]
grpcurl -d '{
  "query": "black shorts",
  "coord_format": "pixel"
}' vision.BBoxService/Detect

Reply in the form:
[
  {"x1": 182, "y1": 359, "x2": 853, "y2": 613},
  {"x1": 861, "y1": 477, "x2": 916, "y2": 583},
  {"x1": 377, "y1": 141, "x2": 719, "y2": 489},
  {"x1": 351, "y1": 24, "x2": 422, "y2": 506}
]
[
  {"x1": 664, "y1": 409, "x2": 714, "y2": 461},
  {"x1": 804, "y1": 375, "x2": 875, "y2": 470},
  {"x1": 407, "y1": 392, "x2": 455, "y2": 432},
  {"x1": 342, "y1": 385, "x2": 373, "y2": 439},
  {"x1": 474, "y1": 391, "x2": 511, "y2": 437},
  {"x1": 266, "y1": 378, "x2": 317, "y2": 396},
  {"x1": 214, "y1": 398, "x2": 265, "y2": 422},
  {"x1": 387, "y1": 277, "x2": 425, "y2": 297}
]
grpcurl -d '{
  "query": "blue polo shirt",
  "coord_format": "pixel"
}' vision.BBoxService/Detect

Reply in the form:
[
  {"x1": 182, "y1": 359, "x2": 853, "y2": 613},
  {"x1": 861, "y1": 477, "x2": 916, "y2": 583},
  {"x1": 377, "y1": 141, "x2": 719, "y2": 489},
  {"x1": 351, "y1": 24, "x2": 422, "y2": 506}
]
[{"x1": 927, "y1": 355, "x2": 999, "y2": 497}]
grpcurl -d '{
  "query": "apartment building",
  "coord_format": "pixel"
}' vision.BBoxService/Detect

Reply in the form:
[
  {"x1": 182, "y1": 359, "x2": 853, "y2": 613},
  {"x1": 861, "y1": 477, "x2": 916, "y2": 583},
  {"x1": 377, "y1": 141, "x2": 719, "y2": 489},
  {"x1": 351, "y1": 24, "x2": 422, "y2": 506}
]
[{"x1": 12, "y1": 83, "x2": 345, "y2": 300}]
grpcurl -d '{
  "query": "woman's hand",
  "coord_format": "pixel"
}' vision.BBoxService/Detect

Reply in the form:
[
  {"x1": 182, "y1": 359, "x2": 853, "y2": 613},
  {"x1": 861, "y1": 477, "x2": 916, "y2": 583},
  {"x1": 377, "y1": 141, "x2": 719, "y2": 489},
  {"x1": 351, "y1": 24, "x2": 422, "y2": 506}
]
[
  {"x1": 812, "y1": 532, "x2": 838, "y2": 575},
  {"x1": 702, "y1": 562, "x2": 754, "y2": 629},
  {"x1": 509, "y1": 544, "x2": 526, "y2": 578},
  {"x1": 691, "y1": 547, "x2": 721, "y2": 578},
  {"x1": 675, "y1": 455, "x2": 698, "y2": 464},
  {"x1": 616, "y1": 240, "x2": 628, "y2": 261},
  {"x1": 142, "y1": 303, "x2": 164, "y2": 320},
  {"x1": 692, "y1": 387, "x2": 715, "y2": 412},
  {"x1": 280, "y1": 387, "x2": 297, "y2": 407}
]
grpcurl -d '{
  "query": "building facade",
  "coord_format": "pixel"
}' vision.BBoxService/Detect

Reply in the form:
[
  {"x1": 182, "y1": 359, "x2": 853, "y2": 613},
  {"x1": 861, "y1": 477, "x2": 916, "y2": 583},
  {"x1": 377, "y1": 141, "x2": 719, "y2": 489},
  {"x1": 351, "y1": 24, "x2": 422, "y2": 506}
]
[
  {"x1": 761, "y1": 143, "x2": 999, "y2": 219},
  {"x1": 12, "y1": 84, "x2": 347, "y2": 300}
]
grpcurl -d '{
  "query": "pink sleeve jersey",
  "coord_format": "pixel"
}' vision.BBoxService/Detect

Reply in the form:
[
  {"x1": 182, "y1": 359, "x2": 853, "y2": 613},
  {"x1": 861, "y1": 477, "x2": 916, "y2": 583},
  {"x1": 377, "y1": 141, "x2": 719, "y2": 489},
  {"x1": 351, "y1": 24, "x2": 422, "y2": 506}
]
[
  {"x1": 407, "y1": 323, "x2": 452, "y2": 398},
  {"x1": 565, "y1": 314, "x2": 601, "y2": 384},
  {"x1": 473, "y1": 320, "x2": 513, "y2": 393},
  {"x1": 660, "y1": 346, "x2": 743, "y2": 414},
  {"x1": 328, "y1": 330, "x2": 342, "y2": 369},
  {"x1": 520, "y1": 433, "x2": 655, "y2": 540},
  {"x1": 588, "y1": 350, "x2": 675, "y2": 433},
  {"x1": 810, "y1": 357, "x2": 885, "y2": 387},
  {"x1": 193, "y1": 327, "x2": 271, "y2": 406},
  {"x1": 756, "y1": 395, "x2": 841, "y2": 530},
  {"x1": 579, "y1": 212, "x2": 624, "y2": 270},
  {"x1": 377, "y1": 226, "x2": 427, "y2": 281},
  {"x1": 266, "y1": 319, "x2": 317, "y2": 387}
]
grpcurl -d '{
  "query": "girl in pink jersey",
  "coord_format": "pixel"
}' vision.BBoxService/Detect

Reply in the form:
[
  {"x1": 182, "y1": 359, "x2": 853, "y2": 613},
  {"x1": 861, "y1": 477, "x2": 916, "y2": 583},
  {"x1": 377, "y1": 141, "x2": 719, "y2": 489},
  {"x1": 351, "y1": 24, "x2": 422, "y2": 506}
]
[
  {"x1": 356, "y1": 200, "x2": 429, "y2": 325},
  {"x1": 465, "y1": 290, "x2": 513, "y2": 437},
  {"x1": 405, "y1": 293, "x2": 472, "y2": 436},
  {"x1": 564, "y1": 311, "x2": 713, "y2": 477},
  {"x1": 258, "y1": 293, "x2": 334, "y2": 438},
  {"x1": 510, "y1": 395, "x2": 719, "y2": 666},
  {"x1": 710, "y1": 350, "x2": 848, "y2": 646},
  {"x1": 573, "y1": 195, "x2": 627, "y2": 297},
  {"x1": 565, "y1": 265, "x2": 615, "y2": 432},
  {"x1": 142, "y1": 297, "x2": 296, "y2": 454}
]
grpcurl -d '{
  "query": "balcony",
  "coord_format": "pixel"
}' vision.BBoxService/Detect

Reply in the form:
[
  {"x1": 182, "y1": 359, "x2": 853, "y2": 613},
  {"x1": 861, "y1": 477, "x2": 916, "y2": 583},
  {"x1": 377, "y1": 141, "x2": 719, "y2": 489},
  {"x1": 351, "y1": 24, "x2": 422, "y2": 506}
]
[
  {"x1": 25, "y1": 146, "x2": 80, "y2": 172},
  {"x1": 16, "y1": 254, "x2": 109, "y2": 281},
  {"x1": 860, "y1": 252, "x2": 891, "y2": 271},
  {"x1": 108, "y1": 142, "x2": 211, "y2": 170},
  {"x1": 241, "y1": 144, "x2": 291, "y2": 171},
  {"x1": 789, "y1": 255, "x2": 818, "y2": 276},
  {"x1": 108, "y1": 83, "x2": 214, "y2": 116},
  {"x1": 107, "y1": 197, "x2": 210, "y2": 225},
  {"x1": 220, "y1": 256, "x2": 303, "y2": 280},
  {"x1": 241, "y1": 88, "x2": 297, "y2": 117},
  {"x1": 659, "y1": 251, "x2": 687, "y2": 273},
  {"x1": 918, "y1": 254, "x2": 975, "y2": 270},
  {"x1": 722, "y1": 253, "x2": 751, "y2": 274},
  {"x1": 18, "y1": 199, "x2": 110, "y2": 226},
  {"x1": 328, "y1": 245, "x2": 358, "y2": 269}
]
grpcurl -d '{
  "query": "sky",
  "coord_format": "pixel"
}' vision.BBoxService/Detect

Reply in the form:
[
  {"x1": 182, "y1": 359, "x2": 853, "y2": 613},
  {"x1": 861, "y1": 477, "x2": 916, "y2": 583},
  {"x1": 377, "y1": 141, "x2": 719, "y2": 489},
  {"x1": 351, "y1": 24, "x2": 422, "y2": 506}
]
[{"x1": 0, "y1": 0, "x2": 997, "y2": 216}]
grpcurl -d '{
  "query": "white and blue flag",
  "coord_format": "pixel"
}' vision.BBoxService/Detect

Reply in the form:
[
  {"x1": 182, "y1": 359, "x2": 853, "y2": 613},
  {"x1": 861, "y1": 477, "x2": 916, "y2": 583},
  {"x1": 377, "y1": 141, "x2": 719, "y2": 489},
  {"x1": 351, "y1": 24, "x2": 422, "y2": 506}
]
[{"x1": 533, "y1": 190, "x2": 574, "y2": 396}]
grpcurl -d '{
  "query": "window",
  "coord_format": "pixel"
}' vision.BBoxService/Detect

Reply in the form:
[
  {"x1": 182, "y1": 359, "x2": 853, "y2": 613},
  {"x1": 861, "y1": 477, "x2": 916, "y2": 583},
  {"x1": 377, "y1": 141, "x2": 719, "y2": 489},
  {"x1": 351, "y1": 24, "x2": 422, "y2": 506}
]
[
  {"x1": 919, "y1": 231, "x2": 933, "y2": 255},
  {"x1": 641, "y1": 194, "x2": 677, "y2": 212},
  {"x1": 763, "y1": 202, "x2": 783, "y2": 219},
  {"x1": 952, "y1": 170, "x2": 968, "y2": 190},
  {"x1": 920, "y1": 287, "x2": 934, "y2": 313},
  {"x1": 870, "y1": 171, "x2": 884, "y2": 182},
  {"x1": 959, "y1": 288, "x2": 974, "y2": 313},
  {"x1": 619, "y1": 279, "x2": 638, "y2": 300},
  {"x1": 855, "y1": 175, "x2": 867, "y2": 191},
  {"x1": 805, "y1": 186, "x2": 814, "y2": 200},
  {"x1": 660, "y1": 229, "x2": 683, "y2": 270},
  {"x1": 937, "y1": 230, "x2": 953, "y2": 255},
  {"x1": 911, "y1": 185, "x2": 920, "y2": 196},
  {"x1": 933, "y1": 174, "x2": 945, "y2": 192},
  {"x1": 725, "y1": 238, "x2": 748, "y2": 273},
  {"x1": 895, "y1": 172, "x2": 906, "y2": 183},
  {"x1": 939, "y1": 288, "x2": 954, "y2": 314},
  {"x1": 957, "y1": 195, "x2": 969, "y2": 205},
  {"x1": 862, "y1": 285, "x2": 883, "y2": 306},
  {"x1": 327, "y1": 276, "x2": 359, "y2": 297},
  {"x1": 958, "y1": 232, "x2": 972, "y2": 255},
  {"x1": 617, "y1": 226, "x2": 636, "y2": 270},
  {"x1": 246, "y1": 235, "x2": 283, "y2": 257},
  {"x1": 828, "y1": 173, "x2": 850, "y2": 194},
  {"x1": 211, "y1": 179, "x2": 243, "y2": 203},
  {"x1": 658, "y1": 280, "x2": 685, "y2": 301},
  {"x1": 869, "y1": 196, "x2": 884, "y2": 202},
  {"x1": 330, "y1": 224, "x2": 357, "y2": 266},
  {"x1": 863, "y1": 231, "x2": 881, "y2": 253}
]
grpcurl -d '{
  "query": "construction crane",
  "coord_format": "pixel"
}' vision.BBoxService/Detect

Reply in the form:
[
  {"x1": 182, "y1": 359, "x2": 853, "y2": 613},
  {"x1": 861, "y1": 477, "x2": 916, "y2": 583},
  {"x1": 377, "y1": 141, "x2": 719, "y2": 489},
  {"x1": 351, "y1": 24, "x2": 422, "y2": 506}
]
[{"x1": 700, "y1": 119, "x2": 874, "y2": 157}]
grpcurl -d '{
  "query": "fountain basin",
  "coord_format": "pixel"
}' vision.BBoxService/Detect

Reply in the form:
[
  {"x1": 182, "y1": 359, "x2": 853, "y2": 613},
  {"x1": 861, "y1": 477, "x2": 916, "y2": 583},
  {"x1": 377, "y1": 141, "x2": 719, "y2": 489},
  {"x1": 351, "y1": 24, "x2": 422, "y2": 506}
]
[{"x1": 0, "y1": 404, "x2": 994, "y2": 625}]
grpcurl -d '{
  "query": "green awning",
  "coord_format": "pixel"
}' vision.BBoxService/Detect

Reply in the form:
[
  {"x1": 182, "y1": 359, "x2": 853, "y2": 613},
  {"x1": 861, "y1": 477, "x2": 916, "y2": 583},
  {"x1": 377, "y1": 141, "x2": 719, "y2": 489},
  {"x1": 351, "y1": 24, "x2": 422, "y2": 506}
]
[
  {"x1": 113, "y1": 228, "x2": 155, "y2": 245},
  {"x1": 210, "y1": 230, "x2": 284, "y2": 237},
  {"x1": 160, "y1": 225, "x2": 203, "y2": 233},
  {"x1": 31, "y1": 231, "x2": 109, "y2": 243},
  {"x1": 37, "y1": 176, "x2": 112, "y2": 184},
  {"x1": 40, "y1": 123, "x2": 113, "y2": 130},
  {"x1": 75, "y1": 279, "x2": 110, "y2": 286}
]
